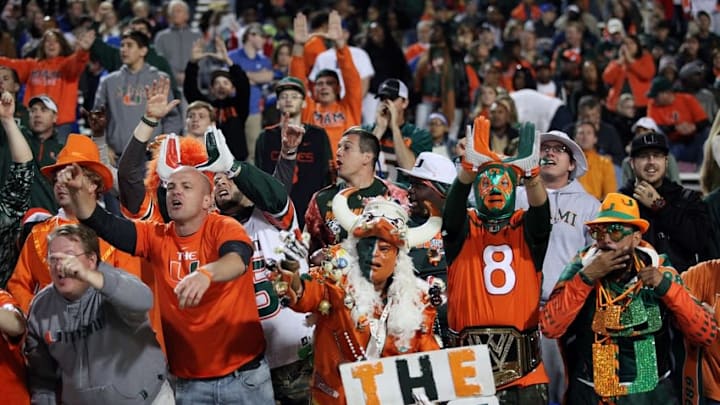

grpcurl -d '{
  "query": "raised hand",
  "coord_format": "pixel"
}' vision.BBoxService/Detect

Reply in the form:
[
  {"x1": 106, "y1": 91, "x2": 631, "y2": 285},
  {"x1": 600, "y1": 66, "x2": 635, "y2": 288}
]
[
  {"x1": 196, "y1": 126, "x2": 241, "y2": 177},
  {"x1": 213, "y1": 36, "x2": 232, "y2": 66},
  {"x1": 190, "y1": 38, "x2": 206, "y2": 62},
  {"x1": 144, "y1": 77, "x2": 181, "y2": 120},
  {"x1": 56, "y1": 163, "x2": 88, "y2": 193},
  {"x1": 0, "y1": 90, "x2": 15, "y2": 120},
  {"x1": 77, "y1": 28, "x2": 96, "y2": 51},
  {"x1": 280, "y1": 112, "x2": 305, "y2": 157},
  {"x1": 327, "y1": 10, "x2": 344, "y2": 47},
  {"x1": 462, "y1": 115, "x2": 499, "y2": 173},
  {"x1": 293, "y1": 12, "x2": 309, "y2": 44}
]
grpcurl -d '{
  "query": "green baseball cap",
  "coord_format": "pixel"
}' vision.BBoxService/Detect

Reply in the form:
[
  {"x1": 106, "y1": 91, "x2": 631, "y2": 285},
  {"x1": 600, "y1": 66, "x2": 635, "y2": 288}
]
[{"x1": 275, "y1": 76, "x2": 306, "y2": 98}]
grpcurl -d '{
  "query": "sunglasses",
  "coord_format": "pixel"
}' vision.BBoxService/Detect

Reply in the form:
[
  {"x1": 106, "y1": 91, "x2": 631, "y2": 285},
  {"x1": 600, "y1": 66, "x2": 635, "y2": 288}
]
[{"x1": 588, "y1": 224, "x2": 635, "y2": 242}]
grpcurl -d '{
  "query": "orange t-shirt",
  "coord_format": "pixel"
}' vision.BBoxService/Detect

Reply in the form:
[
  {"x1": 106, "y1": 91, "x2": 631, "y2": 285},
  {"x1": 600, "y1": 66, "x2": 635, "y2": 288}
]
[
  {"x1": 8, "y1": 215, "x2": 141, "y2": 313},
  {"x1": 291, "y1": 45, "x2": 362, "y2": 157},
  {"x1": 681, "y1": 260, "x2": 720, "y2": 401},
  {"x1": 0, "y1": 51, "x2": 90, "y2": 126},
  {"x1": 133, "y1": 212, "x2": 264, "y2": 378},
  {"x1": 447, "y1": 209, "x2": 548, "y2": 388},
  {"x1": 647, "y1": 93, "x2": 708, "y2": 141},
  {"x1": 0, "y1": 290, "x2": 29, "y2": 405}
]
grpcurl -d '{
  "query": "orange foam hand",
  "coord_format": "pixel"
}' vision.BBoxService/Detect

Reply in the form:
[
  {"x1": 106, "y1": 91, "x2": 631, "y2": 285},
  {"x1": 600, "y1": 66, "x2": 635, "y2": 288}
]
[{"x1": 462, "y1": 115, "x2": 501, "y2": 172}]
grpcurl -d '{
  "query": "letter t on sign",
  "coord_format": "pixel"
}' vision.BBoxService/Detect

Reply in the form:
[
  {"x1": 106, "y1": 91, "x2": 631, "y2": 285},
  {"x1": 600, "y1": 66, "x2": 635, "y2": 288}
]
[
  {"x1": 448, "y1": 348, "x2": 482, "y2": 397},
  {"x1": 351, "y1": 362, "x2": 384, "y2": 405}
]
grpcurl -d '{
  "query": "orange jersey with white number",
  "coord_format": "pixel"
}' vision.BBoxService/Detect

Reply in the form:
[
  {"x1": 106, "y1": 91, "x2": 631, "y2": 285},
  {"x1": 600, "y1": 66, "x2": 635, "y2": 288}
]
[
  {"x1": 447, "y1": 209, "x2": 547, "y2": 387},
  {"x1": 134, "y1": 212, "x2": 263, "y2": 379}
]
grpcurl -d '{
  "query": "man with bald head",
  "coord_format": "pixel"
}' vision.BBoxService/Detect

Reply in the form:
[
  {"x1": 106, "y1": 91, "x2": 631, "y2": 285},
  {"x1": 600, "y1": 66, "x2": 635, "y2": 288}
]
[{"x1": 58, "y1": 154, "x2": 274, "y2": 402}]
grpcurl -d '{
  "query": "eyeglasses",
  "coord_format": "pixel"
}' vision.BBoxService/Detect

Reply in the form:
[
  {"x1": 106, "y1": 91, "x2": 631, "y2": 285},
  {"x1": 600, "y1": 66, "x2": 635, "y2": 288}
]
[
  {"x1": 278, "y1": 93, "x2": 303, "y2": 101},
  {"x1": 588, "y1": 224, "x2": 635, "y2": 242},
  {"x1": 541, "y1": 144, "x2": 569, "y2": 154},
  {"x1": 47, "y1": 252, "x2": 89, "y2": 265}
]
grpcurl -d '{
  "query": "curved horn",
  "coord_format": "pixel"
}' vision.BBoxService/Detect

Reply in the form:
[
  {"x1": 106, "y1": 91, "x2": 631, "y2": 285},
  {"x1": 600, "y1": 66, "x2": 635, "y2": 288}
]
[
  {"x1": 407, "y1": 215, "x2": 442, "y2": 248},
  {"x1": 156, "y1": 133, "x2": 181, "y2": 183},
  {"x1": 331, "y1": 188, "x2": 360, "y2": 232}
]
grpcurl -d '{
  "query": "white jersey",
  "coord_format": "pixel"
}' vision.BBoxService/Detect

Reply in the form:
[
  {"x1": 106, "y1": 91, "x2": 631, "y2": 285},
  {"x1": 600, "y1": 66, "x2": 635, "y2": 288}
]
[{"x1": 244, "y1": 204, "x2": 314, "y2": 369}]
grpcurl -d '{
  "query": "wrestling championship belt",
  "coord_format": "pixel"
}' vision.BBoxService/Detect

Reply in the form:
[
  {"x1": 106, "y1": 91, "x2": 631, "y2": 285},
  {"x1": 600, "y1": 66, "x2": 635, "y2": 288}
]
[{"x1": 447, "y1": 326, "x2": 541, "y2": 387}]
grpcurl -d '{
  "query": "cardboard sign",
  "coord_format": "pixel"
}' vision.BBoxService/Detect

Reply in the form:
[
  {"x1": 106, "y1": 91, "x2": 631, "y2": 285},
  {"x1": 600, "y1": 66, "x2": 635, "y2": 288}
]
[{"x1": 340, "y1": 345, "x2": 497, "y2": 405}]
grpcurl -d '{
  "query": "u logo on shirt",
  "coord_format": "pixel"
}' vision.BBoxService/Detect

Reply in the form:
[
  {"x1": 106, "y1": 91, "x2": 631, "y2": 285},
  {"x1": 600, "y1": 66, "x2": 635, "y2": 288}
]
[{"x1": 169, "y1": 260, "x2": 200, "y2": 283}]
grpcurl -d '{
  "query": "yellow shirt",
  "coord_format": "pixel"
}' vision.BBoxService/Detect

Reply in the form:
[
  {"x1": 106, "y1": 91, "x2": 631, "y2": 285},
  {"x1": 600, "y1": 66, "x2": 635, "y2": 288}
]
[{"x1": 578, "y1": 149, "x2": 616, "y2": 201}]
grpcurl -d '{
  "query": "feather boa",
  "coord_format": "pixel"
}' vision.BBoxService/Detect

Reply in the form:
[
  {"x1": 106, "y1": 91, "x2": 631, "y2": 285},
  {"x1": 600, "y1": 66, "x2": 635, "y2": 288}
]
[{"x1": 341, "y1": 235, "x2": 429, "y2": 351}]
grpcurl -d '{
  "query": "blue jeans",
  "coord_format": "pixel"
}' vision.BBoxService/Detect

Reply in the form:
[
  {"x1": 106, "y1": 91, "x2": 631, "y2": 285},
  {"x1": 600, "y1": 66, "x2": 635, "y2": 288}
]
[{"x1": 175, "y1": 358, "x2": 274, "y2": 405}]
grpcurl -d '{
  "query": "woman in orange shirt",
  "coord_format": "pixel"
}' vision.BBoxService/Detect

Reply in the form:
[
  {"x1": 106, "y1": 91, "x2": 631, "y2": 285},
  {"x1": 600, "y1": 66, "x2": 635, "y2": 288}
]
[
  {"x1": 603, "y1": 35, "x2": 655, "y2": 115},
  {"x1": 0, "y1": 29, "x2": 93, "y2": 142}
]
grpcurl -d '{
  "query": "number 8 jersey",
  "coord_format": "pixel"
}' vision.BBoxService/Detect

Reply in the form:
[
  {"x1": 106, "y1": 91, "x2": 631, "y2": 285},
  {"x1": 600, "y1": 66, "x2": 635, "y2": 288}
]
[{"x1": 447, "y1": 209, "x2": 544, "y2": 332}]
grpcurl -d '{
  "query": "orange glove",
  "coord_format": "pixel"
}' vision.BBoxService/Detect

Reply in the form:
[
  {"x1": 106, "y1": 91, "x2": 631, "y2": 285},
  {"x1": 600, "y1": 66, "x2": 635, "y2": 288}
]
[{"x1": 461, "y1": 115, "x2": 500, "y2": 173}]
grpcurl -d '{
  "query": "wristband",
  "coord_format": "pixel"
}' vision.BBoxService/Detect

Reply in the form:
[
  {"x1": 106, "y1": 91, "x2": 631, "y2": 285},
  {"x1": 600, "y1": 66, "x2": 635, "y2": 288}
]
[
  {"x1": 283, "y1": 148, "x2": 298, "y2": 156},
  {"x1": 197, "y1": 268, "x2": 213, "y2": 282},
  {"x1": 141, "y1": 115, "x2": 159, "y2": 127}
]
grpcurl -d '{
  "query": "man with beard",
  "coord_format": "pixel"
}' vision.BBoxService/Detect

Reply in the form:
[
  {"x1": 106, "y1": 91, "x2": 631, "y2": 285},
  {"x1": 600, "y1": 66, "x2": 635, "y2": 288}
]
[
  {"x1": 273, "y1": 195, "x2": 442, "y2": 404},
  {"x1": 618, "y1": 133, "x2": 710, "y2": 272},
  {"x1": 443, "y1": 116, "x2": 551, "y2": 403},
  {"x1": 255, "y1": 77, "x2": 333, "y2": 229},
  {"x1": 397, "y1": 152, "x2": 457, "y2": 281},
  {"x1": 540, "y1": 193, "x2": 716, "y2": 404},
  {"x1": 205, "y1": 126, "x2": 314, "y2": 404}
]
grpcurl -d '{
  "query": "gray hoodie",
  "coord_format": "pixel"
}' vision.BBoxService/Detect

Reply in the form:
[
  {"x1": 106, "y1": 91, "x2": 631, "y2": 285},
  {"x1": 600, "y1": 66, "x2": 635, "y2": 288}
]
[
  {"x1": 94, "y1": 64, "x2": 183, "y2": 154},
  {"x1": 516, "y1": 180, "x2": 600, "y2": 302},
  {"x1": 26, "y1": 262, "x2": 167, "y2": 405}
]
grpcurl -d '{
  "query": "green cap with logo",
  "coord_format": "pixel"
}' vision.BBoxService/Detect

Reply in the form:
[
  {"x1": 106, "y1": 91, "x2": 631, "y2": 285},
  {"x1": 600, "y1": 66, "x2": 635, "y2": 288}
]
[{"x1": 275, "y1": 76, "x2": 306, "y2": 98}]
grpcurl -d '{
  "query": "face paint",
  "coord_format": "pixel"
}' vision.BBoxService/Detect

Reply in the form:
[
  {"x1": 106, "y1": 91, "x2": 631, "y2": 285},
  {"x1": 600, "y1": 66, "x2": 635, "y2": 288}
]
[
  {"x1": 355, "y1": 237, "x2": 399, "y2": 286},
  {"x1": 473, "y1": 163, "x2": 518, "y2": 221}
]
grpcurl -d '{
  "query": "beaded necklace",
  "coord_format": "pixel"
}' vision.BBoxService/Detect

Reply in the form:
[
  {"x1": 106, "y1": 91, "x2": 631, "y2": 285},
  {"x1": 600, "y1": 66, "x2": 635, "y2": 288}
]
[{"x1": 591, "y1": 253, "x2": 661, "y2": 398}]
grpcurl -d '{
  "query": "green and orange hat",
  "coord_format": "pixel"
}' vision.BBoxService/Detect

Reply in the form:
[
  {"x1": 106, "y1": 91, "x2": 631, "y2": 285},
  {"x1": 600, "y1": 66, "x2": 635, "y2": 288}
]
[{"x1": 585, "y1": 193, "x2": 649, "y2": 234}]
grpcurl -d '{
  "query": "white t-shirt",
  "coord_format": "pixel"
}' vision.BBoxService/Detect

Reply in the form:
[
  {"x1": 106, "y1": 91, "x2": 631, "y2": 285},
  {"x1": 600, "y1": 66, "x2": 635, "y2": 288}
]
[{"x1": 309, "y1": 46, "x2": 375, "y2": 98}]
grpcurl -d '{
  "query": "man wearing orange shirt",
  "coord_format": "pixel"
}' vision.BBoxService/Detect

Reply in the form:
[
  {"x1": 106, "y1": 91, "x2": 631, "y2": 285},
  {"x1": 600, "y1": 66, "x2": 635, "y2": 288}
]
[
  {"x1": 575, "y1": 121, "x2": 617, "y2": 200},
  {"x1": 290, "y1": 10, "x2": 362, "y2": 157},
  {"x1": 60, "y1": 152, "x2": 272, "y2": 404},
  {"x1": 7, "y1": 134, "x2": 139, "y2": 313},
  {"x1": 647, "y1": 76, "x2": 710, "y2": 167}
]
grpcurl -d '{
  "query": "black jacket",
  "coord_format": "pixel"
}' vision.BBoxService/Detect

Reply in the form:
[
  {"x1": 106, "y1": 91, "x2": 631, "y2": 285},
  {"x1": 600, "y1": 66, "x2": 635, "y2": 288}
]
[{"x1": 619, "y1": 179, "x2": 710, "y2": 272}]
